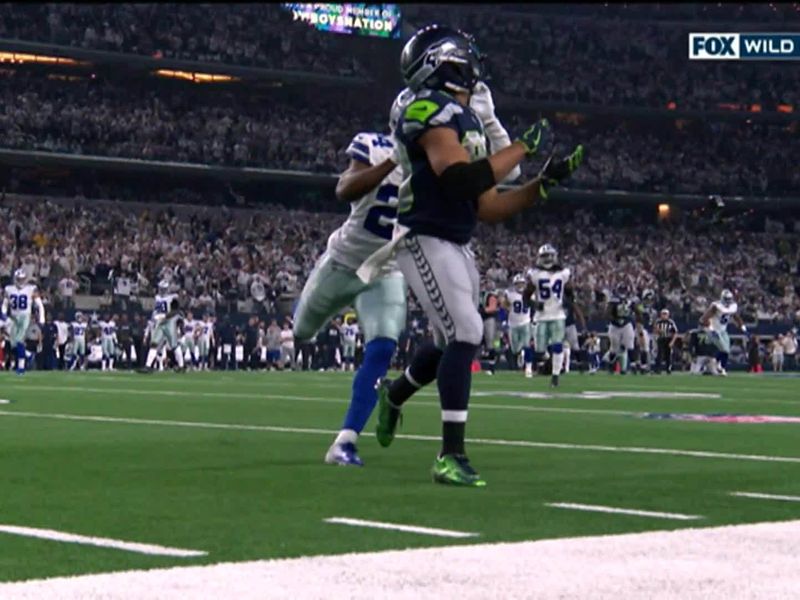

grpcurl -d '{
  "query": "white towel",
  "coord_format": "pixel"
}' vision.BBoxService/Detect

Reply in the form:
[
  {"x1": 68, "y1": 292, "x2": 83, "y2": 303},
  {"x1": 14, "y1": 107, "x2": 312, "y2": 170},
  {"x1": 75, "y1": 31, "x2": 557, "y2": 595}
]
[{"x1": 356, "y1": 223, "x2": 410, "y2": 284}]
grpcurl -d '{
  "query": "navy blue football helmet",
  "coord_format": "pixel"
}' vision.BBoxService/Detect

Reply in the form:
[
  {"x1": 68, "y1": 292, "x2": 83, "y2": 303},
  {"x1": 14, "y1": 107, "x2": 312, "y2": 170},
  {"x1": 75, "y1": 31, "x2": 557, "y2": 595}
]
[{"x1": 400, "y1": 24, "x2": 485, "y2": 94}]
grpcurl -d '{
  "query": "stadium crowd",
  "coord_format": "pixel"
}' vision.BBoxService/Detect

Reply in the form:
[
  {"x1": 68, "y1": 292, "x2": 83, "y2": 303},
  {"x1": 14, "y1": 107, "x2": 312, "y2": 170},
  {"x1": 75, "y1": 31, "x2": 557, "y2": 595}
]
[
  {"x1": 2, "y1": 196, "x2": 799, "y2": 327},
  {"x1": 2, "y1": 70, "x2": 798, "y2": 196},
  {"x1": 1, "y1": 4, "x2": 798, "y2": 110}
]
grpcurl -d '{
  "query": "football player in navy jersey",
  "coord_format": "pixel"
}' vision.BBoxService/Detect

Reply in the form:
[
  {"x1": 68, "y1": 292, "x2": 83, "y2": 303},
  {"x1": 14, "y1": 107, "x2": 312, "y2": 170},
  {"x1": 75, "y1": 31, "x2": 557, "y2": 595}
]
[{"x1": 366, "y1": 24, "x2": 585, "y2": 487}]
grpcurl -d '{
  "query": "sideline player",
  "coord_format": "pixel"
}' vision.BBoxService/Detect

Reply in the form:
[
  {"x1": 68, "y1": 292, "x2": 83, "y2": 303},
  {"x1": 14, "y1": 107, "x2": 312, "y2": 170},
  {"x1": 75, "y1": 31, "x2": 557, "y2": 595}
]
[
  {"x1": 1, "y1": 269, "x2": 45, "y2": 375},
  {"x1": 525, "y1": 244, "x2": 572, "y2": 387},
  {"x1": 98, "y1": 313, "x2": 118, "y2": 371},
  {"x1": 607, "y1": 284, "x2": 639, "y2": 375},
  {"x1": 368, "y1": 24, "x2": 584, "y2": 486},
  {"x1": 139, "y1": 280, "x2": 185, "y2": 373},
  {"x1": 501, "y1": 274, "x2": 533, "y2": 377},
  {"x1": 700, "y1": 289, "x2": 747, "y2": 376}
]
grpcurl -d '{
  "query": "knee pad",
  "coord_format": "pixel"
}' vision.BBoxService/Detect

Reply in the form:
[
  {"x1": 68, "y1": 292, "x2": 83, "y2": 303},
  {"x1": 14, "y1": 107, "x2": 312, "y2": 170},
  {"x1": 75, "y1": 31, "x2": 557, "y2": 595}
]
[{"x1": 409, "y1": 342, "x2": 444, "y2": 387}]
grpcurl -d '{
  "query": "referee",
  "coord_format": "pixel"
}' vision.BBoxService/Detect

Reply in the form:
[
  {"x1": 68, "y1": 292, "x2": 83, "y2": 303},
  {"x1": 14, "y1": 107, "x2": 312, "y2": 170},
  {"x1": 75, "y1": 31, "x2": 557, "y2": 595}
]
[{"x1": 653, "y1": 308, "x2": 679, "y2": 374}]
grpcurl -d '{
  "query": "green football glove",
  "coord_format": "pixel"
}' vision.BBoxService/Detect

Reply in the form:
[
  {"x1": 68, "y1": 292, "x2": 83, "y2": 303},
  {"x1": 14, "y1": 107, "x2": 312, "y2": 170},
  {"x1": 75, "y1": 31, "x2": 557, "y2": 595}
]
[
  {"x1": 516, "y1": 118, "x2": 552, "y2": 156},
  {"x1": 538, "y1": 144, "x2": 584, "y2": 199}
]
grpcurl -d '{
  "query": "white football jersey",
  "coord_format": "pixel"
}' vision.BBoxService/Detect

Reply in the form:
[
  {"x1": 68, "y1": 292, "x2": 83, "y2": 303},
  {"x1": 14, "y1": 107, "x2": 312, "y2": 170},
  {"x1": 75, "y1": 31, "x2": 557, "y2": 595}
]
[
  {"x1": 71, "y1": 321, "x2": 88, "y2": 339},
  {"x1": 4, "y1": 284, "x2": 36, "y2": 316},
  {"x1": 505, "y1": 289, "x2": 531, "y2": 327},
  {"x1": 99, "y1": 320, "x2": 117, "y2": 339},
  {"x1": 200, "y1": 321, "x2": 214, "y2": 340},
  {"x1": 153, "y1": 294, "x2": 178, "y2": 318},
  {"x1": 526, "y1": 267, "x2": 572, "y2": 322},
  {"x1": 183, "y1": 319, "x2": 199, "y2": 339},
  {"x1": 710, "y1": 301, "x2": 738, "y2": 333},
  {"x1": 342, "y1": 324, "x2": 360, "y2": 342},
  {"x1": 326, "y1": 132, "x2": 403, "y2": 271}
]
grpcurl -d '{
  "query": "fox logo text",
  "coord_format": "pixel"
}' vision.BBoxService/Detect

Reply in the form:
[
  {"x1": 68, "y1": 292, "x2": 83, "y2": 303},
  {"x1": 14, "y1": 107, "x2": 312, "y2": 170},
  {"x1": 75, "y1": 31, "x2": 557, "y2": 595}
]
[{"x1": 689, "y1": 34, "x2": 739, "y2": 59}]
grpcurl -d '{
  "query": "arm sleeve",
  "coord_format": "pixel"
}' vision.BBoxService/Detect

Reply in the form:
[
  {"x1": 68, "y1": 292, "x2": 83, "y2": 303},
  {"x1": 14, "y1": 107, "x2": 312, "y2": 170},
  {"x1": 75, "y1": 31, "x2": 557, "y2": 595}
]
[{"x1": 35, "y1": 297, "x2": 45, "y2": 324}]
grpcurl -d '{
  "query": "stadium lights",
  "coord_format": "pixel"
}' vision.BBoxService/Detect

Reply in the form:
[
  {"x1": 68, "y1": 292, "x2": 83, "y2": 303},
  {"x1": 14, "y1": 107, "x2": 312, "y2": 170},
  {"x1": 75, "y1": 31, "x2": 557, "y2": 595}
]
[
  {"x1": 0, "y1": 51, "x2": 87, "y2": 66},
  {"x1": 657, "y1": 203, "x2": 671, "y2": 220},
  {"x1": 153, "y1": 69, "x2": 240, "y2": 83}
]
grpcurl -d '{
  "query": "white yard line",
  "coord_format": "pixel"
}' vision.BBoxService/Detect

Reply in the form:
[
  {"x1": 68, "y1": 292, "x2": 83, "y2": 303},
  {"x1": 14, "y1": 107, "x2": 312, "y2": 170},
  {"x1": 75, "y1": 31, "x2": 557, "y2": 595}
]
[
  {"x1": 0, "y1": 524, "x2": 207, "y2": 557},
  {"x1": 324, "y1": 517, "x2": 478, "y2": 539},
  {"x1": 0, "y1": 384, "x2": 639, "y2": 418},
  {"x1": 0, "y1": 399, "x2": 9, "y2": 404},
  {"x1": 730, "y1": 491, "x2": 800, "y2": 502},
  {"x1": 1, "y1": 409, "x2": 800, "y2": 465},
  {"x1": 545, "y1": 502, "x2": 703, "y2": 521}
]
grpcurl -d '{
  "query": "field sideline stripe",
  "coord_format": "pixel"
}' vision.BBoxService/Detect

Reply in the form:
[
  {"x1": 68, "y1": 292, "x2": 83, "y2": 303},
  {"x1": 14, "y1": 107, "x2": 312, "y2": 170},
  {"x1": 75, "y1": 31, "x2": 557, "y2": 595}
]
[
  {"x1": 730, "y1": 491, "x2": 800, "y2": 502},
  {"x1": 0, "y1": 524, "x2": 207, "y2": 557},
  {"x1": 1, "y1": 409, "x2": 800, "y2": 465},
  {"x1": 545, "y1": 503, "x2": 703, "y2": 521},
  {"x1": 0, "y1": 384, "x2": 638, "y2": 418},
  {"x1": 324, "y1": 517, "x2": 478, "y2": 538}
]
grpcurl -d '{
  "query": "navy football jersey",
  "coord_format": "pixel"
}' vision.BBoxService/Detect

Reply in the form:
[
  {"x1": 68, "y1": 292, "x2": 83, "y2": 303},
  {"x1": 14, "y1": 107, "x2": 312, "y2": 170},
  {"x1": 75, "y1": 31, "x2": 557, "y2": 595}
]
[
  {"x1": 609, "y1": 296, "x2": 634, "y2": 327},
  {"x1": 396, "y1": 89, "x2": 488, "y2": 245}
]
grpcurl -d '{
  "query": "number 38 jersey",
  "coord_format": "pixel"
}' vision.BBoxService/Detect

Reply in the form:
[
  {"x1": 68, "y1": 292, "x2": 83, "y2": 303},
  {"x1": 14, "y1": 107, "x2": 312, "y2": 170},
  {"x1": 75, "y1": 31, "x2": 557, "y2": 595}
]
[
  {"x1": 325, "y1": 132, "x2": 402, "y2": 271},
  {"x1": 3, "y1": 284, "x2": 36, "y2": 316},
  {"x1": 526, "y1": 267, "x2": 572, "y2": 322},
  {"x1": 153, "y1": 294, "x2": 178, "y2": 319},
  {"x1": 505, "y1": 289, "x2": 531, "y2": 327}
]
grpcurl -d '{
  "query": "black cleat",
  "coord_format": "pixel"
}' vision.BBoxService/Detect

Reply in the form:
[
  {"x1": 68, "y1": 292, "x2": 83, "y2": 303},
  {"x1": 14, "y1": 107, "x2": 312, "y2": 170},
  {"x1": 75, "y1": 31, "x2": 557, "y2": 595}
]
[{"x1": 550, "y1": 374, "x2": 559, "y2": 388}]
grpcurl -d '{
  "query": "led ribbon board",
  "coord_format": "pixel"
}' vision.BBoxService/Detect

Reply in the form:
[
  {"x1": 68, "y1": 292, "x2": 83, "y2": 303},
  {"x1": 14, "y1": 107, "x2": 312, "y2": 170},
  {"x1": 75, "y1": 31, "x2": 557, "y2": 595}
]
[{"x1": 283, "y1": 3, "x2": 401, "y2": 39}]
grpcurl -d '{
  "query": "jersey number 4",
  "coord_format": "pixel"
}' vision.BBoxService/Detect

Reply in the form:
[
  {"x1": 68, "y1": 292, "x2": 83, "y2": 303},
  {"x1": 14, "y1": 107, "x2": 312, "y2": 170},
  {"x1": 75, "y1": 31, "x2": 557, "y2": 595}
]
[
  {"x1": 364, "y1": 184, "x2": 399, "y2": 241},
  {"x1": 538, "y1": 279, "x2": 563, "y2": 301},
  {"x1": 8, "y1": 294, "x2": 28, "y2": 310}
]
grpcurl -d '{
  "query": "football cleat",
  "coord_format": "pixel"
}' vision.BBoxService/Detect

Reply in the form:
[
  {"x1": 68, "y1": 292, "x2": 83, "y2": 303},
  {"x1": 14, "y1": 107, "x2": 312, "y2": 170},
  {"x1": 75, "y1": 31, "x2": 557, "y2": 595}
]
[
  {"x1": 325, "y1": 442, "x2": 364, "y2": 467},
  {"x1": 431, "y1": 454, "x2": 486, "y2": 487},
  {"x1": 375, "y1": 378, "x2": 402, "y2": 448},
  {"x1": 136, "y1": 366, "x2": 154, "y2": 374},
  {"x1": 550, "y1": 374, "x2": 559, "y2": 388}
]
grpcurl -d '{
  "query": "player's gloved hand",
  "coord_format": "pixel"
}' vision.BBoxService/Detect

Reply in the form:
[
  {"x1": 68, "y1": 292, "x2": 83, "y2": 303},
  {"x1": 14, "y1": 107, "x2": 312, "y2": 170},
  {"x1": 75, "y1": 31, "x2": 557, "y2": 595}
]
[
  {"x1": 537, "y1": 144, "x2": 584, "y2": 199},
  {"x1": 516, "y1": 118, "x2": 553, "y2": 157},
  {"x1": 470, "y1": 81, "x2": 498, "y2": 127}
]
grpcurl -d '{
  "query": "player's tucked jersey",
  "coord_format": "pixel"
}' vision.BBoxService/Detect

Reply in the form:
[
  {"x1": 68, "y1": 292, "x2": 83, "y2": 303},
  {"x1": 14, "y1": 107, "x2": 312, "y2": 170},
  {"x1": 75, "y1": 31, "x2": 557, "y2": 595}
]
[
  {"x1": 326, "y1": 132, "x2": 403, "y2": 271},
  {"x1": 99, "y1": 320, "x2": 117, "y2": 339},
  {"x1": 153, "y1": 294, "x2": 178, "y2": 319},
  {"x1": 504, "y1": 289, "x2": 531, "y2": 327},
  {"x1": 71, "y1": 321, "x2": 87, "y2": 339},
  {"x1": 4, "y1": 284, "x2": 36, "y2": 316},
  {"x1": 526, "y1": 267, "x2": 571, "y2": 322},
  {"x1": 710, "y1": 301, "x2": 738, "y2": 333},
  {"x1": 200, "y1": 321, "x2": 214, "y2": 340},
  {"x1": 342, "y1": 324, "x2": 360, "y2": 342},
  {"x1": 609, "y1": 296, "x2": 634, "y2": 327},
  {"x1": 396, "y1": 89, "x2": 488, "y2": 244}
]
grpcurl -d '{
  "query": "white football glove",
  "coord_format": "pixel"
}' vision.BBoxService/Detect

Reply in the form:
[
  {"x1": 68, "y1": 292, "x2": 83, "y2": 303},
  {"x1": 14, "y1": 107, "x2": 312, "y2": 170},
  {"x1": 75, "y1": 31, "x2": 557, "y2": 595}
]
[{"x1": 470, "y1": 81, "x2": 521, "y2": 183}]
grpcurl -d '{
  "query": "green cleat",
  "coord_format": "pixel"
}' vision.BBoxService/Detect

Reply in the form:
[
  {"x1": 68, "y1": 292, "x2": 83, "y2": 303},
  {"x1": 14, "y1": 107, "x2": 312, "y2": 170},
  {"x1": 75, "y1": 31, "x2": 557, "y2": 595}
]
[
  {"x1": 431, "y1": 454, "x2": 487, "y2": 487},
  {"x1": 375, "y1": 378, "x2": 402, "y2": 448}
]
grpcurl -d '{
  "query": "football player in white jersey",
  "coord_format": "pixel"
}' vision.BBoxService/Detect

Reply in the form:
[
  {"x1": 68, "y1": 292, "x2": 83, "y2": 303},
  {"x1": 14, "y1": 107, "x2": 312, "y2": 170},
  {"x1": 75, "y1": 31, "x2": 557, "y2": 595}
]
[
  {"x1": 69, "y1": 312, "x2": 88, "y2": 371},
  {"x1": 293, "y1": 92, "x2": 412, "y2": 467},
  {"x1": 1, "y1": 269, "x2": 45, "y2": 375},
  {"x1": 197, "y1": 314, "x2": 215, "y2": 371},
  {"x1": 97, "y1": 313, "x2": 118, "y2": 371},
  {"x1": 140, "y1": 280, "x2": 185, "y2": 372},
  {"x1": 501, "y1": 274, "x2": 534, "y2": 377},
  {"x1": 341, "y1": 315, "x2": 360, "y2": 372},
  {"x1": 700, "y1": 288, "x2": 747, "y2": 376},
  {"x1": 181, "y1": 311, "x2": 200, "y2": 369},
  {"x1": 525, "y1": 244, "x2": 572, "y2": 387}
]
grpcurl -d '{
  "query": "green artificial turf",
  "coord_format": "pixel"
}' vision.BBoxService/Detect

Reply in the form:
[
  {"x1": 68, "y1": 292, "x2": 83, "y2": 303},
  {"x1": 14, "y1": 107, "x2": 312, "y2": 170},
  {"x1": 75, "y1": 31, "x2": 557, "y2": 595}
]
[{"x1": 1, "y1": 369, "x2": 799, "y2": 582}]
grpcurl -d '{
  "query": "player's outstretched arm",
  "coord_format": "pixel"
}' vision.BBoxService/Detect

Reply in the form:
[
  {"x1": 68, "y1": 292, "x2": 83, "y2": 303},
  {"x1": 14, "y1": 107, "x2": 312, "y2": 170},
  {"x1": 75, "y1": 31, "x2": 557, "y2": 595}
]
[
  {"x1": 734, "y1": 314, "x2": 748, "y2": 333},
  {"x1": 335, "y1": 158, "x2": 397, "y2": 203}
]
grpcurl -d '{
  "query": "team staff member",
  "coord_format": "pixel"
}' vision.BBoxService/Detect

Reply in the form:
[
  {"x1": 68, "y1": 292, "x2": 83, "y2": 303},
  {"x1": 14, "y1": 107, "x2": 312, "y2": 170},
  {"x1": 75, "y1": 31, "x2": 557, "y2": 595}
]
[
  {"x1": 653, "y1": 308, "x2": 679, "y2": 374},
  {"x1": 372, "y1": 24, "x2": 584, "y2": 487}
]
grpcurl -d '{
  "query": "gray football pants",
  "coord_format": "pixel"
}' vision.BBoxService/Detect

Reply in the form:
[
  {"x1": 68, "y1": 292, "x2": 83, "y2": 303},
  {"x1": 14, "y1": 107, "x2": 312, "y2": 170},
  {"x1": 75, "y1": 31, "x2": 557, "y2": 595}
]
[{"x1": 396, "y1": 235, "x2": 482, "y2": 349}]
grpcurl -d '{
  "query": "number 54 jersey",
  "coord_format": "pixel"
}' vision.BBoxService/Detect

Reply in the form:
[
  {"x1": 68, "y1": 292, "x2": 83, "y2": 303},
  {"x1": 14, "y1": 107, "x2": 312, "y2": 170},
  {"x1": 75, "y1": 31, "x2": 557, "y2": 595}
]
[
  {"x1": 526, "y1": 267, "x2": 572, "y2": 322},
  {"x1": 325, "y1": 132, "x2": 402, "y2": 272}
]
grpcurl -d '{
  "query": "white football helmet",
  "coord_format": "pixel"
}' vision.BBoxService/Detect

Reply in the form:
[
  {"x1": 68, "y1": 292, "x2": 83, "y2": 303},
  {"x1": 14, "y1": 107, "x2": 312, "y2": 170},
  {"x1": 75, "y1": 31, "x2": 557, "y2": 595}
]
[
  {"x1": 537, "y1": 244, "x2": 558, "y2": 269},
  {"x1": 13, "y1": 268, "x2": 26, "y2": 287},
  {"x1": 158, "y1": 280, "x2": 170, "y2": 294},
  {"x1": 513, "y1": 273, "x2": 526, "y2": 293},
  {"x1": 720, "y1": 289, "x2": 734, "y2": 307},
  {"x1": 642, "y1": 288, "x2": 655, "y2": 304}
]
